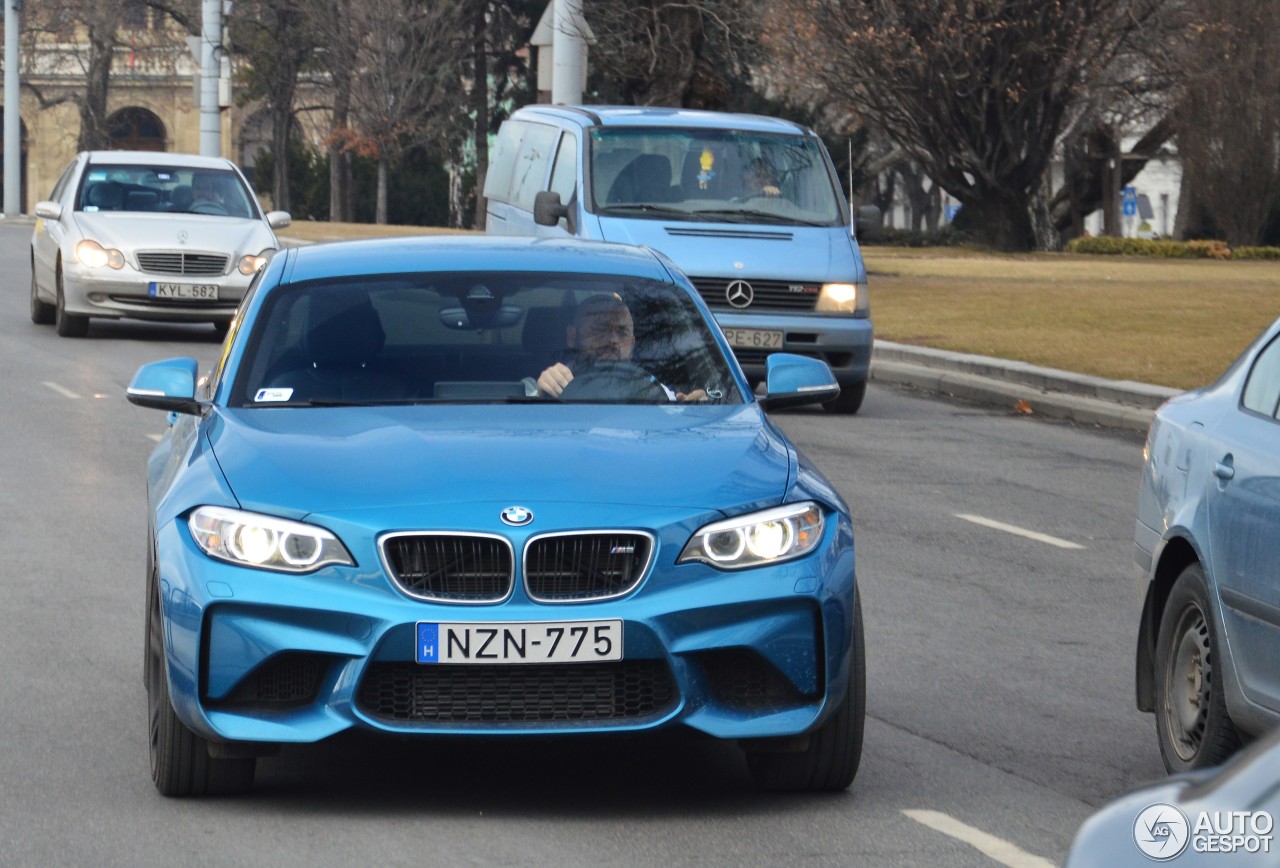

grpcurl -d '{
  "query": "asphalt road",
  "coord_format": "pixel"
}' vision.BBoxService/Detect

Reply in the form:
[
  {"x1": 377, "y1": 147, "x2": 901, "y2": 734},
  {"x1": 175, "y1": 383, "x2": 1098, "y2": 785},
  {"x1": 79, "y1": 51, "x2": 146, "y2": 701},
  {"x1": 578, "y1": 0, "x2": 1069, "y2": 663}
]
[{"x1": 0, "y1": 222, "x2": 1166, "y2": 866}]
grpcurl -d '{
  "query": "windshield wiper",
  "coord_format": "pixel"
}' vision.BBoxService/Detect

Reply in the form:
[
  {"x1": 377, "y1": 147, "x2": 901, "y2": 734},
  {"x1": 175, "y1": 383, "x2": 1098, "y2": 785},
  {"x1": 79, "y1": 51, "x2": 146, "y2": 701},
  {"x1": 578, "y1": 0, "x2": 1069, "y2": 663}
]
[
  {"x1": 690, "y1": 208, "x2": 826, "y2": 227},
  {"x1": 601, "y1": 204, "x2": 694, "y2": 217}
]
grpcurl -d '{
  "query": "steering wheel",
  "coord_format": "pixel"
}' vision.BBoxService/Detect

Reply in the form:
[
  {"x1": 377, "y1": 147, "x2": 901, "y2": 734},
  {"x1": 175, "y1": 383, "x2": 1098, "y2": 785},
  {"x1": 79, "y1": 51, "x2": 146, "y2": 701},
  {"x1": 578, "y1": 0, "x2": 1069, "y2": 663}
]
[
  {"x1": 558, "y1": 360, "x2": 669, "y2": 403},
  {"x1": 190, "y1": 202, "x2": 229, "y2": 216}
]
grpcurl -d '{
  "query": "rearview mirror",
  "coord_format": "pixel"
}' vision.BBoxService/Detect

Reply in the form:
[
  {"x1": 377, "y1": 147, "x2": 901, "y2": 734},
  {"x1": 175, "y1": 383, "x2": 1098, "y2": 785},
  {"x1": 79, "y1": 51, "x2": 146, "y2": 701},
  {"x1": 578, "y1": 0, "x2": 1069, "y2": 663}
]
[
  {"x1": 533, "y1": 191, "x2": 576, "y2": 233},
  {"x1": 126, "y1": 357, "x2": 205, "y2": 415},
  {"x1": 757, "y1": 354, "x2": 840, "y2": 411},
  {"x1": 854, "y1": 204, "x2": 881, "y2": 242}
]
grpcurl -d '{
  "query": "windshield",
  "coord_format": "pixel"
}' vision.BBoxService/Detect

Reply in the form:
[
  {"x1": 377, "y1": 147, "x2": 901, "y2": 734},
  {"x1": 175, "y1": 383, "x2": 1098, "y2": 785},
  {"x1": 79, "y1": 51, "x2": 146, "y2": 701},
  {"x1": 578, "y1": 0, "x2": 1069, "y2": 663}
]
[
  {"x1": 76, "y1": 165, "x2": 257, "y2": 219},
  {"x1": 589, "y1": 127, "x2": 843, "y2": 226},
  {"x1": 231, "y1": 271, "x2": 743, "y2": 407}
]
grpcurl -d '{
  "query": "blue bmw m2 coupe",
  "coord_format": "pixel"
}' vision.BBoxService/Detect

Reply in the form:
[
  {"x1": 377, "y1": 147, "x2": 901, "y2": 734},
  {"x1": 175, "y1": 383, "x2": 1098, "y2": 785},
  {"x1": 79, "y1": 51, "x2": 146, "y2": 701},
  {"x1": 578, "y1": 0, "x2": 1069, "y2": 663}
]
[{"x1": 128, "y1": 235, "x2": 864, "y2": 795}]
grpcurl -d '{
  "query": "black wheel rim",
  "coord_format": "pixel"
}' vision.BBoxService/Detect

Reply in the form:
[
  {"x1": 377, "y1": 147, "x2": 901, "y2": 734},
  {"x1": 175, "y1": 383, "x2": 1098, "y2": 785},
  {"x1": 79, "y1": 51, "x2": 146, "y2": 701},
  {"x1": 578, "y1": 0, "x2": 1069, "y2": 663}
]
[{"x1": 147, "y1": 589, "x2": 164, "y2": 780}]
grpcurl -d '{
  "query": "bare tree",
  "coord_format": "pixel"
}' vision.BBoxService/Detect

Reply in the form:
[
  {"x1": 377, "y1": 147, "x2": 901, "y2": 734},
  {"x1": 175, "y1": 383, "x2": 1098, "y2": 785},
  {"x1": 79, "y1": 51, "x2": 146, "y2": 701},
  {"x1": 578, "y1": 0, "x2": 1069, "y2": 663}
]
[
  {"x1": 581, "y1": 1, "x2": 760, "y2": 108},
  {"x1": 1175, "y1": 0, "x2": 1280, "y2": 246},
  {"x1": 20, "y1": 0, "x2": 198, "y2": 151},
  {"x1": 343, "y1": 0, "x2": 468, "y2": 224},
  {"x1": 227, "y1": 0, "x2": 319, "y2": 213},
  {"x1": 761, "y1": 0, "x2": 1172, "y2": 251}
]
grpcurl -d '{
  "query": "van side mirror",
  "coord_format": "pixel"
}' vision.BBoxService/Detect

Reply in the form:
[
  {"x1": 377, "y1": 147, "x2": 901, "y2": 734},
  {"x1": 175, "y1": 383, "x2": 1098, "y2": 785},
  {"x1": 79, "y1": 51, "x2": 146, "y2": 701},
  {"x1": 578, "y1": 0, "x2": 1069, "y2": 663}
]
[
  {"x1": 854, "y1": 204, "x2": 881, "y2": 242},
  {"x1": 534, "y1": 191, "x2": 576, "y2": 233}
]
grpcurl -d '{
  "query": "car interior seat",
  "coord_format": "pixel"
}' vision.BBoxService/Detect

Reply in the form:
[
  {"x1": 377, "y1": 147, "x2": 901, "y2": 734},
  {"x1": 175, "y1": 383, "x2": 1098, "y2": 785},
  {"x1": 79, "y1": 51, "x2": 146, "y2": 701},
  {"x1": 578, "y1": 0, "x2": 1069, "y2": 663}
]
[
  {"x1": 268, "y1": 294, "x2": 407, "y2": 403},
  {"x1": 522, "y1": 305, "x2": 576, "y2": 375},
  {"x1": 85, "y1": 181, "x2": 124, "y2": 211},
  {"x1": 169, "y1": 185, "x2": 193, "y2": 212},
  {"x1": 606, "y1": 154, "x2": 677, "y2": 204}
]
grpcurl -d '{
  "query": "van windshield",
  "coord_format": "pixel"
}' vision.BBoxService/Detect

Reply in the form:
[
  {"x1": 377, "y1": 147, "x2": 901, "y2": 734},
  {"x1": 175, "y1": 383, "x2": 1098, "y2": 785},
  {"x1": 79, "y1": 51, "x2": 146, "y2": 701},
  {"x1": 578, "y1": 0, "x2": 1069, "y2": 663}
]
[{"x1": 589, "y1": 128, "x2": 843, "y2": 226}]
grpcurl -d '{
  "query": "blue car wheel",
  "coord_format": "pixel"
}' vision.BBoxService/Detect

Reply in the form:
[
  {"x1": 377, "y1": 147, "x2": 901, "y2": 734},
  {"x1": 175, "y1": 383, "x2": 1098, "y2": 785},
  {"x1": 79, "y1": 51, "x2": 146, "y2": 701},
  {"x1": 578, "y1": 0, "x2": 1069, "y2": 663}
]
[
  {"x1": 745, "y1": 596, "x2": 865, "y2": 791},
  {"x1": 147, "y1": 575, "x2": 255, "y2": 796},
  {"x1": 1155, "y1": 563, "x2": 1241, "y2": 773}
]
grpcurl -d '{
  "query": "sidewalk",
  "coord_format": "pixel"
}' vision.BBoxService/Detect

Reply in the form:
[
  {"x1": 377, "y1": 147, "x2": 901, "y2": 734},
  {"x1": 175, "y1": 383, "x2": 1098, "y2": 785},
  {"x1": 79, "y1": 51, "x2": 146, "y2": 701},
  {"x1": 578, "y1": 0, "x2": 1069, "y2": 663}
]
[{"x1": 871, "y1": 341, "x2": 1180, "y2": 434}]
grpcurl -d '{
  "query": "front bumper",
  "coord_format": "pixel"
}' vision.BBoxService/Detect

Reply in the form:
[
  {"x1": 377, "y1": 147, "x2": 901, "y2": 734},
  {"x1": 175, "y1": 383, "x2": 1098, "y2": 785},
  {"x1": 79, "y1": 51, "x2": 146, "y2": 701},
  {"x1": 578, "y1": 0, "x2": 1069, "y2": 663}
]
[
  {"x1": 62, "y1": 261, "x2": 250, "y2": 323},
  {"x1": 155, "y1": 507, "x2": 859, "y2": 746},
  {"x1": 710, "y1": 310, "x2": 873, "y2": 385}
]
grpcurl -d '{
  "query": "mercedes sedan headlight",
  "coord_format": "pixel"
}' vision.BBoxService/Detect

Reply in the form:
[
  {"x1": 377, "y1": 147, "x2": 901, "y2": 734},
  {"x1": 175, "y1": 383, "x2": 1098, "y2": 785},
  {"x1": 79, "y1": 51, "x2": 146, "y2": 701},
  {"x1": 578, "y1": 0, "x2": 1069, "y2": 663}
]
[
  {"x1": 188, "y1": 506, "x2": 353, "y2": 573},
  {"x1": 75, "y1": 239, "x2": 125, "y2": 269},
  {"x1": 238, "y1": 249, "x2": 275, "y2": 275},
  {"x1": 678, "y1": 502, "x2": 824, "y2": 570}
]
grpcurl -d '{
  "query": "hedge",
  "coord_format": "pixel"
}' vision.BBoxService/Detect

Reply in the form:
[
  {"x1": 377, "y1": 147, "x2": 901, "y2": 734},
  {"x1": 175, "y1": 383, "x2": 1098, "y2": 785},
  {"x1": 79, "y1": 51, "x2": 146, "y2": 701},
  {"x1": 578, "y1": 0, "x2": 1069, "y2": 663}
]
[{"x1": 1064, "y1": 236, "x2": 1280, "y2": 260}]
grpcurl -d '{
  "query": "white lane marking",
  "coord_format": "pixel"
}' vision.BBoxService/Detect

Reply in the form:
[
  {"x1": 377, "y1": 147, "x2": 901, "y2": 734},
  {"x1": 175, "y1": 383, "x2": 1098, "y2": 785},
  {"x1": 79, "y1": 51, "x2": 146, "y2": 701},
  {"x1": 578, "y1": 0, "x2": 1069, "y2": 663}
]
[
  {"x1": 147, "y1": 434, "x2": 163, "y2": 442},
  {"x1": 43, "y1": 381, "x2": 82, "y2": 399},
  {"x1": 955, "y1": 513, "x2": 1086, "y2": 550},
  {"x1": 903, "y1": 810, "x2": 1056, "y2": 868}
]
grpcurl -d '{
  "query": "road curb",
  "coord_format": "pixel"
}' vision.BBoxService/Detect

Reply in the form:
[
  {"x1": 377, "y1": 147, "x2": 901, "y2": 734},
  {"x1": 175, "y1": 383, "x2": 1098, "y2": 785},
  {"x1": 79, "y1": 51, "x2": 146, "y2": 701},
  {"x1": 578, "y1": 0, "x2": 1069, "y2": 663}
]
[{"x1": 871, "y1": 341, "x2": 1181, "y2": 434}]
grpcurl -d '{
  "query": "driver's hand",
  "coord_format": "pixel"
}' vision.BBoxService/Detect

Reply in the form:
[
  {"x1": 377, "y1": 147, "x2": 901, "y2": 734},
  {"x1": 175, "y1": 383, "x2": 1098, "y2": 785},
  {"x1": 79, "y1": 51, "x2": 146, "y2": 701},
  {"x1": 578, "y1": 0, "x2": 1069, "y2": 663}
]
[
  {"x1": 536, "y1": 362, "x2": 574, "y2": 398},
  {"x1": 675, "y1": 389, "x2": 709, "y2": 403},
  {"x1": 762, "y1": 184, "x2": 781, "y2": 197}
]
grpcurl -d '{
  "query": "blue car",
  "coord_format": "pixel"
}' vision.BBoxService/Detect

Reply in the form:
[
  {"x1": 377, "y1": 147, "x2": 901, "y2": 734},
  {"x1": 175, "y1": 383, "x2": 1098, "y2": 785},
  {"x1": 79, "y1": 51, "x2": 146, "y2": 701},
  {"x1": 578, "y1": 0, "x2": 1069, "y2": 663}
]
[
  {"x1": 1135, "y1": 315, "x2": 1280, "y2": 773},
  {"x1": 128, "y1": 235, "x2": 864, "y2": 796}
]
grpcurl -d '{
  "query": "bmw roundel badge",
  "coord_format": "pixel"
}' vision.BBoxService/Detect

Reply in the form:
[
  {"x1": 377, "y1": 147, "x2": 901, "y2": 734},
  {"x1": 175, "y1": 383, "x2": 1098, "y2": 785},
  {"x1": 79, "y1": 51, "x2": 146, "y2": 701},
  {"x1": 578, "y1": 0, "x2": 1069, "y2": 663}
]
[{"x1": 501, "y1": 505, "x2": 533, "y2": 526}]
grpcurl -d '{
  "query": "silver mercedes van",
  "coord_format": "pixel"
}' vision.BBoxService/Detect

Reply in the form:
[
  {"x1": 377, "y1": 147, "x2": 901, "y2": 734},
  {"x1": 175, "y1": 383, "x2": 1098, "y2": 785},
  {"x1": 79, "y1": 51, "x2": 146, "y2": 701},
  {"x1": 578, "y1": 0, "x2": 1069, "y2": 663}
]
[{"x1": 483, "y1": 105, "x2": 878, "y2": 413}]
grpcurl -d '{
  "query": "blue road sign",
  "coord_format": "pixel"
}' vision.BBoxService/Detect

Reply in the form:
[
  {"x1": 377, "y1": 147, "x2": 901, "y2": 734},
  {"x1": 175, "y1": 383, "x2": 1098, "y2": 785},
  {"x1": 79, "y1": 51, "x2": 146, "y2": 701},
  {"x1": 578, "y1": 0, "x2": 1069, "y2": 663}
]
[{"x1": 1123, "y1": 201, "x2": 1138, "y2": 217}]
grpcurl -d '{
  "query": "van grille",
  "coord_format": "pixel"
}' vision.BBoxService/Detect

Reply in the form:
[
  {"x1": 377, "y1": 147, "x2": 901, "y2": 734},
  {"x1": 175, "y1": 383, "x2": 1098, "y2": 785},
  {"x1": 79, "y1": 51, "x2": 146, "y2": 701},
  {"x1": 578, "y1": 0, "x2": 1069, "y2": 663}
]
[{"x1": 688, "y1": 277, "x2": 819, "y2": 311}]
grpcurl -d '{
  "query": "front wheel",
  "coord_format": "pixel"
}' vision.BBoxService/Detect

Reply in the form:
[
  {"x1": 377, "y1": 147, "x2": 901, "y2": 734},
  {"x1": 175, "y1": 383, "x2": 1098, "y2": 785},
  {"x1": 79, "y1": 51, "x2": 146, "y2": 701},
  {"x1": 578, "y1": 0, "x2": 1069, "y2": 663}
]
[
  {"x1": 147, "y1": 580, "x2": 255, "y2": 796},
  {"x1": 54, "y1": 263, "x2": 89, "y2": 338},
  {"x1": 745, "y1": 596, "x2": 865, "y2": 791},
  {"x1": 30, "y1": 263, "x2": 54, "y2": 325},
  {"x1": 1154, "y1": 563, "x2": 1241, "y2": 773},
  {"x1": 823, "y1": 378, "x2": 867, "y2": 414}
]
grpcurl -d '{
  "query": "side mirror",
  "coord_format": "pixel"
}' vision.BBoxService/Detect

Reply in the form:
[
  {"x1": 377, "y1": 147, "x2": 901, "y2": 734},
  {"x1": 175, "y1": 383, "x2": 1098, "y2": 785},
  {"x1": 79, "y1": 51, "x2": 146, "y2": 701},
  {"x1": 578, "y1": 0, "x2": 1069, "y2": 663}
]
[
  {"x1": 757, "y1": 354, "x2": 840, "y2": 411},
  {"x1": 126, "y1": 357, "x2": 205, "y2": 415},
  {"x1": 533, "y1": 190, "x2": 576, "y2": 233},
  {"x1": 854, "y1": 204, "x2": 881, "y2": 242},
  {"x1": 266, "y1": 211, "x2": 292, "y2": 230},
  {"x1": 34, "y1": 200, "x2": 63, "y2": 221}
]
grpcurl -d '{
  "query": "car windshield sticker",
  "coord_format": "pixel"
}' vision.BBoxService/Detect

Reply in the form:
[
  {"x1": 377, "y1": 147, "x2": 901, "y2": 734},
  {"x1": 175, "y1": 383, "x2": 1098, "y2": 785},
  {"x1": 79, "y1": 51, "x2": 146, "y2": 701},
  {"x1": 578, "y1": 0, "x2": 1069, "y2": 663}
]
[
  {"x1": 86, "y1": 171, "x2": 107, "y2": 181},
  {"x1": 254, "y1": 387, "x2": 294, "y2": 403}
]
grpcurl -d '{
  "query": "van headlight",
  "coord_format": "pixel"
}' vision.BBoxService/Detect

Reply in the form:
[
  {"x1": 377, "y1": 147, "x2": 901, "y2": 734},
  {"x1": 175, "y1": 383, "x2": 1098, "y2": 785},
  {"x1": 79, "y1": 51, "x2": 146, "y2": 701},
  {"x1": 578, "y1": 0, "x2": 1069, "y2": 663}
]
[
  {"x1": 76, "y1": 239, "x2": 125, "y2": 269},
  {"x1": 815, "y1": 282, "x2": 869, "y2": 314},
  {"x1": 188, "y1": 506, "x2": 353, "y2": 573},
  {"x1": 678, "y1": 502, "x2": 824, "y2": 570}
]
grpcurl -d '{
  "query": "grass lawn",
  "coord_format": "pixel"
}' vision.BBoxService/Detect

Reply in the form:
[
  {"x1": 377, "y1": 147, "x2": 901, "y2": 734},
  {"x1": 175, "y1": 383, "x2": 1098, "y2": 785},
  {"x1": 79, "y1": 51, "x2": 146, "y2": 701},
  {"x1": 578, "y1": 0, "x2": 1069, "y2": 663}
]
[
  {"x1": 864, "y1": 248, "x2": 1280, "y2": 390},
  {"x1": 276, "y1": 222, "x2": 1280, "y2": 391}
]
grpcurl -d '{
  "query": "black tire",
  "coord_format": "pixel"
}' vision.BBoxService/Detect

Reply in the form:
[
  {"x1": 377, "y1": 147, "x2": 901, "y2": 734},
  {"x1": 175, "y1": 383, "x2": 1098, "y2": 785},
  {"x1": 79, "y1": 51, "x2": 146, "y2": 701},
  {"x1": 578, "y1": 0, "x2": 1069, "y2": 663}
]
[
  {"x1": 147, "y1": 578, "x2": 255, "y2": 796},
  {"x1": 30, "y1": 260, "x2": 54, "y2": 325},
  {"x1": 1154, "y1": 563, "x2": 1241, "y2": 773},
  {"x1": 823, "y1": 379, "x2": 867, "y2": 415},
  {"x1": 746, "y1": 596, "x2": 865, "y2": 791},
  {"x1": 54, "y1": 262, "x2": 89, "y2": 338},
  {"x1": 211, "y1": 320, "x2": 230, "y2": 339}
]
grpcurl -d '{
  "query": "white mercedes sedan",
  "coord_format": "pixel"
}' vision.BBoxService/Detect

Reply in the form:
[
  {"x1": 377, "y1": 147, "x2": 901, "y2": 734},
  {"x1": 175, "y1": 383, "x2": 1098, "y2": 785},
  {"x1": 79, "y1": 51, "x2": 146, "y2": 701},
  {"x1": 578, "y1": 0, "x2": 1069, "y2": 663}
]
[{"x1": 30, "y1": 150, "x2": 290, "y2": 338}]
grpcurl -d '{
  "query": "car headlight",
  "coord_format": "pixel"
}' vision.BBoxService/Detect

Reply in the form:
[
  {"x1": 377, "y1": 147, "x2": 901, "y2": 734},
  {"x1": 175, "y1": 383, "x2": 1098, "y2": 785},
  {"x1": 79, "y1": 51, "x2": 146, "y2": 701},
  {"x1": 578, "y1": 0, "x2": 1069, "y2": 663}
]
[
  {"x1": 678, "y1": 502, "x2": 824, "y2": 570},
  {"x1": 75, "y1": 239, "x2": 125, "y2": 269},
  {"x1": 815, "y1": 282, "x2": 868, "y2": 314},
  {"x1": 238, "y1": 249, "x2": 275, "y2": 276},
  {"x1": 188, "y1": 506, "x2": 353, "y2": 573}
]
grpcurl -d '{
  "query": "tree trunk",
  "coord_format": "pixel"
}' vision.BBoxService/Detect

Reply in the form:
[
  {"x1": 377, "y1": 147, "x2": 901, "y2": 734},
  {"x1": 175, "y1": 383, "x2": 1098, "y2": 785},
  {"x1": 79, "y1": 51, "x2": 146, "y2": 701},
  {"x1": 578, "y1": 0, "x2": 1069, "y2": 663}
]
[
  {"x1": 470, "y1": 3, "x2": 489, "y2": 230},
  {"x1": 329, "y1": 85, "x2": 351, "y2": 223},
  {"x1": 376, "y1": 155, "x2": 388, "y2": 225},
  {"x1": 77, "y1": 32, "x2": 114, "y2": 151},
  {"x1": 960, "y1": 190, "x2": 1038, "y2": 252},
  {"x1": 271, "y1": 99, "x2": 292, "y2": 214}
]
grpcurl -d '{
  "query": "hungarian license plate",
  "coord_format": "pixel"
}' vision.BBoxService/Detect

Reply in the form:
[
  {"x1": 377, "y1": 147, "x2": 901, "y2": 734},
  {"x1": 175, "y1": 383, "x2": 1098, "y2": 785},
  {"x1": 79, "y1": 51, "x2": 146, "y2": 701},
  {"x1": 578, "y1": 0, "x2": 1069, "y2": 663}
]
[
  {"x1": 148, "y1": 282, "x2": 219, "y2": 300},
  {"x1": 723, "y1": 327, "x2": 783, "y2": 349},
  {"x1": 415, "y1": 620, "x2": 623, "y2": 664}
]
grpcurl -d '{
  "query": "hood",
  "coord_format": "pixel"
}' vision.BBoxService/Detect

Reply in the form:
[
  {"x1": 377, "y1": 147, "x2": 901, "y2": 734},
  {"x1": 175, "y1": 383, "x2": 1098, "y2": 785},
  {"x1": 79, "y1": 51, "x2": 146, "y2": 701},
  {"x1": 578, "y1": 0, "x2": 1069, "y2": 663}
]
[
  {"x1": 72, "y1": 211, "x2": 277, "y2": 256},
  {"x1": 597, "y1": 217, "x2": 853, "y2": 281},
  {"x1": 208, "y1": 403, "x2": 794, "y2": 518}
]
